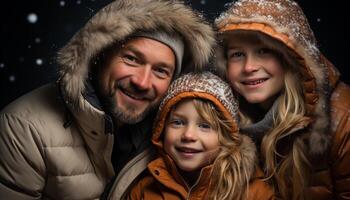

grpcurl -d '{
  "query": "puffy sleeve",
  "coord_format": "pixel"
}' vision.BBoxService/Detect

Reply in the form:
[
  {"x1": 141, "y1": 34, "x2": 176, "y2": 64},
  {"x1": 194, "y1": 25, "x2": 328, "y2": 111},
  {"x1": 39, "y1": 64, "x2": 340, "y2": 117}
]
[
  {"x1": 125, "y1": 175, "x2": 154, "y2": 200},
  {"x1": 247, "y1": 169, "x2": 275, "y2": 200},
  {"x1": 0, "y1": 113, "x2": 46, "y2": 200},
  {"x1": 329, "y1": 83, "x2": 350, "y2": 199}
]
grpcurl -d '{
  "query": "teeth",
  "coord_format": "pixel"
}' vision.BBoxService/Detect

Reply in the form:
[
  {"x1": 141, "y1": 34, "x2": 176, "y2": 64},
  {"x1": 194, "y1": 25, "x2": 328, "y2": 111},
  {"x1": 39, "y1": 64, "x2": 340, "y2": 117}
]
[
  {"x1": 179, "y1": 148, "x2": 199, "y2": 153},
  {"x1": 245, "y1": 79, "x2": 266, "y2": 85},
  {"x1": 123, "y1": 91, "x2": 143, "y2": 100}
]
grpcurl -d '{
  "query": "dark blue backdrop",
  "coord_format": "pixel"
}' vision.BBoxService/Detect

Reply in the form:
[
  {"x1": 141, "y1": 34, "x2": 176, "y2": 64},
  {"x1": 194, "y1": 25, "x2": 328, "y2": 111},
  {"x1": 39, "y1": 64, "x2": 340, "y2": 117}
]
[{"x1": 0, "y1": 0, "x2": 347, "y2": 109}]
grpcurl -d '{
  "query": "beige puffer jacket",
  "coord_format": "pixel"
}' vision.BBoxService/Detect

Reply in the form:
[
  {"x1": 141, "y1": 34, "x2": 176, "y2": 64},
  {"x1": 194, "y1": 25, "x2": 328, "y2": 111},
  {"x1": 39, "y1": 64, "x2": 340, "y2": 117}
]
[
  {"x1": 0, "y1": 0, "x2": 215, "y2": 199},
  {"x1": 215, "y1": 0, "x2": 350, "y2": 199}
]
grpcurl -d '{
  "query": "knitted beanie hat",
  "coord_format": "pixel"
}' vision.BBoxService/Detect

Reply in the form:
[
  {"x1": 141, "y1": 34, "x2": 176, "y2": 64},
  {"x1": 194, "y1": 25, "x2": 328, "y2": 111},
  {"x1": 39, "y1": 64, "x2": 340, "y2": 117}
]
[
  {"x1": 152, "y1": 72, "x2": 239, "y2": 148},
  {"x1": 133, "y1": 30, "x2": 184, "y2": 78}
]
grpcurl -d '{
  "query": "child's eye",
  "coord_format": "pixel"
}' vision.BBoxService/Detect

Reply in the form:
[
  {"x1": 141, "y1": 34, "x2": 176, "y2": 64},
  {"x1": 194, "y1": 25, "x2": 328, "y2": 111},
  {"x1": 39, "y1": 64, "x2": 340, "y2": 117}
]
[
  {"x1": 227, "y1": 51, "x2": 244, "y2": 61},
  {"x1": 257, "y1": 48, "x2": 272, "y2": 55},
  {"x1": 198, "y1": 122, "x2": 211, "y2": 130},
  {"x1": 170, "y1": 119, "x2": 184, "y2": 127}
]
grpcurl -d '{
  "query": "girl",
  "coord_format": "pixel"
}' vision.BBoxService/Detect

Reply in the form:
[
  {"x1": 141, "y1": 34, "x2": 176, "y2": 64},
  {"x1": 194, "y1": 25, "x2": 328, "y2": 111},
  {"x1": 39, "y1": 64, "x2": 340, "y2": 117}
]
[
  {"x1": 215, "y1": 0, "x2": 350, "y2": 199},
  {"x1": 127, "y1": 72, "x2": 273, "y2": 199}
]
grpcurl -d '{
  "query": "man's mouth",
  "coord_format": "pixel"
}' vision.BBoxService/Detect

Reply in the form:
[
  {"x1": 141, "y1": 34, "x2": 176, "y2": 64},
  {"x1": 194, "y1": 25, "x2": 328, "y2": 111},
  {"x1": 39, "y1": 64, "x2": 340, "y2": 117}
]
[
  {"x1": 115, "y1": 81, "x2": 155, "y2": 101},
  {"x1": 121, "y1": 88, "x2": 147, "y2": 101},
  {"x1": 242, "y1": 78, "x2": 268, "y2": 85}
]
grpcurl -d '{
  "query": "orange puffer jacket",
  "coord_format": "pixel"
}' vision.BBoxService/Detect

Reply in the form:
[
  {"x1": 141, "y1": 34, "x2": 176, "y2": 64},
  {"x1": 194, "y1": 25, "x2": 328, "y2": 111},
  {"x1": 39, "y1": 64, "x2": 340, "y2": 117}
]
[
  {"x1": 127, "y1": 72, "x2": 274, "y2": 200},
  {"x1": 128, "y1": 156, "x2": 274, "y2": 200},
  {"x1": 215, "y1": 0, "x2": 350, "y2": 199}
]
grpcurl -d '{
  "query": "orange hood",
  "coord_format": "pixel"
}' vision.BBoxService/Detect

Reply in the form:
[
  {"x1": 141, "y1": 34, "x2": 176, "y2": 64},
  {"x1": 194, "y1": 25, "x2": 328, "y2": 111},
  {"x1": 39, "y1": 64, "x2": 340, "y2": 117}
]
[{"x1": 215, "y1": 0, "x2": 340, "y2": 158}]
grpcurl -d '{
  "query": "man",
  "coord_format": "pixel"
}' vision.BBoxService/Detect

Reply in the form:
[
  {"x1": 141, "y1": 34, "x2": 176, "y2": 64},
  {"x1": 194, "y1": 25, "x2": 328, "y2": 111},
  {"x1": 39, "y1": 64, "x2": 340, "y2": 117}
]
[{"x1": 0, "y1": 0, "x2": 215, "y2": 199}]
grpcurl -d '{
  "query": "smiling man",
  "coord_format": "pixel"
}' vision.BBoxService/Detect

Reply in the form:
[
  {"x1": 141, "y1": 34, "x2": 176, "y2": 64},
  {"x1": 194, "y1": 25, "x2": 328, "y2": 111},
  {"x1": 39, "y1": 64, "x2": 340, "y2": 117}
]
[
  {"x1": 0, "y1": 0, "x2": 215, "y2": 199},
  {"x1": 95, "y1": 34, "x2": 181, "y2": 125}
]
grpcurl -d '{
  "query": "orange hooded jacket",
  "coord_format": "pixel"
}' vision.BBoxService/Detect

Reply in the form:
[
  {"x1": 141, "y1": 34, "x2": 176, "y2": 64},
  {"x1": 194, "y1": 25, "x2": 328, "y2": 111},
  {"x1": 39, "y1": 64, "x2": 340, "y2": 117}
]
[{"x1": 127, "y1": 72, "x2": 274, "y2": 200}]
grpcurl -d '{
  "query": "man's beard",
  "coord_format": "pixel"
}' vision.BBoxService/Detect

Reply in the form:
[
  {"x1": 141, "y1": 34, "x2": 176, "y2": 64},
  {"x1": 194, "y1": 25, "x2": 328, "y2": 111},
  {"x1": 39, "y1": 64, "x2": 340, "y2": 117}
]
[
  {"x1": 106, "y1": 96, "x2": 158, "y2": 124},
  {"x1": 101, "y1": 80, "x2": 159, "y2": 124}
]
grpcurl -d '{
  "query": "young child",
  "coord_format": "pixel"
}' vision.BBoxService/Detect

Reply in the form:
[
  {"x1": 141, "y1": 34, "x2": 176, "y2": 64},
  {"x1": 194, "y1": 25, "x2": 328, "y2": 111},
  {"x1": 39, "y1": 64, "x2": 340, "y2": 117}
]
[
  {"x1": 127, "y1": 72, "x2": 274, "y2": 199},
  {"x1": 215, "y1": 0, "x2": 350, "y2": 199}
]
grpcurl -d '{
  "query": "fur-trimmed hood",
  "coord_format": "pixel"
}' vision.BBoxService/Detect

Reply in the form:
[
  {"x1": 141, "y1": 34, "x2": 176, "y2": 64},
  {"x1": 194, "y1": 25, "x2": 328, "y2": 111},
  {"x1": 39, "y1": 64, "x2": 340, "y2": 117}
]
[
  {"x1": 57, "y1": 0, "x2": 215, "y2": 109},
  {"x1": 215, "y1": 0, "x2": 339, "y2": 158},
  {"x1": 151, "y1": 72, "x2": 257, "y2": 185}
]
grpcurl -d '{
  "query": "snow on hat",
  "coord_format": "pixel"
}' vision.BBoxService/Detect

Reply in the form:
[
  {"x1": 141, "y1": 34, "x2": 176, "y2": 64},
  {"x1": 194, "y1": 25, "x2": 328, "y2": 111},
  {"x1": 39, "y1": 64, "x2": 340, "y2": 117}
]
[
  {"x1": 152, "y1": 72, "x2": 240, "y2": 148},
  {"x1": 159, "y1": 72, "x2": 238, "y2": 119}
]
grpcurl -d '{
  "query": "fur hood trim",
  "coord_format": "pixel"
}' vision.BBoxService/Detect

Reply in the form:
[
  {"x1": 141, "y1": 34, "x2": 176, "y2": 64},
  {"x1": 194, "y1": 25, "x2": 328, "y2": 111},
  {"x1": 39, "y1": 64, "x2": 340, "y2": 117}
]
[
  {"x1": 57, "y1": 0, "x2": 215, "y2": 107},
  {"x1": 215, "y1": 0, "x2": 333, "y2": 158}
]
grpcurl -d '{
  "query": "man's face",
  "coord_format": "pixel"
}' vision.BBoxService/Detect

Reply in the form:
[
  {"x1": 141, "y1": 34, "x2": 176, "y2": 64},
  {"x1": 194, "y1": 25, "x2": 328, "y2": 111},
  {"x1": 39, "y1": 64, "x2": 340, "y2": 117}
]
[{"x1": 98, "y1": 37, "x2": 176, "y2": 124}]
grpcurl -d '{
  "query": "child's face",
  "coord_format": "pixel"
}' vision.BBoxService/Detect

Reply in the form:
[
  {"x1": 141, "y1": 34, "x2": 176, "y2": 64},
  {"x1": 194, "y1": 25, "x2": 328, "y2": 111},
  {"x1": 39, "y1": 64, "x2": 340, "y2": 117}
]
[
  {"x1": 164, "y1": 100, "x2": 220, "y2": 172},
  {"x1": 226, "y1": 35, "x2": 285, "y2": 109}
]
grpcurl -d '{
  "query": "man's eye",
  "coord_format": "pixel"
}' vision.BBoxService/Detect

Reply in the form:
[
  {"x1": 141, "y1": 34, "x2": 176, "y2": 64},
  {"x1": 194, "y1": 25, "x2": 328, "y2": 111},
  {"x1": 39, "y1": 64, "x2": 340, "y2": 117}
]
[
  {"x1": 122, "y1": 54, "x2": 138, "y2": 64},
  {"x1": 154, "y1": 67, "x2": 171, "y2": 79}
]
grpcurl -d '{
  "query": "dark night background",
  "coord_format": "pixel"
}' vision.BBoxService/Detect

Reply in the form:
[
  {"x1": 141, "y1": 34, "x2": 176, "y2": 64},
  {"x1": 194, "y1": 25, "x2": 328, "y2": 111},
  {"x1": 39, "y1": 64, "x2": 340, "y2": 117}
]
[{"x1": 0, "y1": 0, "x2": 348, "y2": 109}]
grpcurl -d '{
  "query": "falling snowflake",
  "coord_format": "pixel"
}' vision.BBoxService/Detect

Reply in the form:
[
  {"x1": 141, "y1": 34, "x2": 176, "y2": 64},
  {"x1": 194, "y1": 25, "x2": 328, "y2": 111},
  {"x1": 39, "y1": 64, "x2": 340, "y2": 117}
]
[
  {"x1": 317, "y1": 18, "x2": 321, "y2": 22},
  {"x1": 9, "y1": 75, "x2": 16, "y2": 82},
  {"x1": 27, "y1": 13, "x2": 38, "y2": 24},
  {"x1": 0, "y1": 63, "x2": 4, "y2": 68},
  {"x1": 36, "y1": 58, "x2": 43, "y2": 66},
  {"x1": 28, "y1": 45, "x2": 32, "y2": 49},
  {"x1": 224, "y1": 2, "x2": 234, "y2": 8},
  {"x1": 86, "y1": 7, "x2": 95, "y2": 13},
  {"x1": 60, "y1": 1, "x2": 65, "y2": 7},
  {"x1": 35, "y1": 37, "x2": 41, "y2": 43},
  {"x1": 77, "y1": 0, "x2": 81, "y2": 4},
  {"x1": 200, "y1": 0, "x2": 206, "y2": 5}
]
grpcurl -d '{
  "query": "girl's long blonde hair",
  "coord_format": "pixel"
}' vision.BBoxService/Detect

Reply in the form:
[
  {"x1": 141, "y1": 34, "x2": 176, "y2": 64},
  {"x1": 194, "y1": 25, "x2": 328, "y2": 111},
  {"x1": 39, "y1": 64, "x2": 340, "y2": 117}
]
[
  {"x1": 235, "y1": 32, "x2": 312, "y2": 200},
  {"x1": 189, "y1": 99, "x2": 252, "y2": 200}
]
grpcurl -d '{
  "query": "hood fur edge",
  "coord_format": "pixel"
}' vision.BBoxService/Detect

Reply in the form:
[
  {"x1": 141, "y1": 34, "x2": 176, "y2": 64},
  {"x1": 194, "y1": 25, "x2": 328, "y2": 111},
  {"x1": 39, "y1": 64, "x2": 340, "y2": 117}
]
[{"x1": 57, "y1": 0, "x2": 215, "y2": 106}]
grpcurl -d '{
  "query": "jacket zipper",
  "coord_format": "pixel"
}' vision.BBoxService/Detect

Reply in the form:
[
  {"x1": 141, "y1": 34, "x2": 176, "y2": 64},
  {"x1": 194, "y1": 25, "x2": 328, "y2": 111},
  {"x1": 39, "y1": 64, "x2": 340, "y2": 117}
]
[
  {"x1": 171, "y1": 162, "x2": 205, "y2": 200},
  {"x1": 185, "y1": 170, "x2": 204, "y2": 200}
]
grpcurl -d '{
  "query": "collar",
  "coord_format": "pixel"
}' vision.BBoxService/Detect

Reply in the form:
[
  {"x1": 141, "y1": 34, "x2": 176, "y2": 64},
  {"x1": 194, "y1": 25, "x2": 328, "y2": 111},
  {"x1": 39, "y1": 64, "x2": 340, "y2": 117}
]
[
  {"x1": 240, "y1": 100, "x2": 279, "y2": 144},
  {"x1": 148, "y1": 156, "x2": 213, "y2": 199}
]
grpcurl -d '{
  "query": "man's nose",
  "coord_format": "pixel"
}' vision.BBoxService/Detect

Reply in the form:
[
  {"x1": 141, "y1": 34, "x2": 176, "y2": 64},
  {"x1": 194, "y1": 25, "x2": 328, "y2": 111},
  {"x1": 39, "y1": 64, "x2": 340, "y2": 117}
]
[{"x1": 130, "y1": 66, "x2": 152, "y2": 90}]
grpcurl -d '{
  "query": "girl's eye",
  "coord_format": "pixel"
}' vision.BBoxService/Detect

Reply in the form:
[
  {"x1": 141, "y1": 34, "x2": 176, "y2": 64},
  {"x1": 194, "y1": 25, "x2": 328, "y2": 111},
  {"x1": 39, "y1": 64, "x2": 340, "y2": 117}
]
[
  {"x1": 169, "y1": 119, "x2": 184, "y2": 127},
  {"x1": 233, "y1": 52, "x2": 244, "y2": 57},
  {"x1": 199, "y1": 122, "x2": 211, "y2": 130},
  {"x1": 227, "y1": 51, "x2": 244, "y2": 60},
  {"x1": 258, "y1": 48, "x2": 272, "y2": 55}
]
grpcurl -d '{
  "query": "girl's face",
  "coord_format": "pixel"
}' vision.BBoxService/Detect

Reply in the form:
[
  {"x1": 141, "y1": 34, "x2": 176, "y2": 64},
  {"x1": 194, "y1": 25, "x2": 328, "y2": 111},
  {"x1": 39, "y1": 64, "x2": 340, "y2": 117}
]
[
  {"x1": 164, "y1": 100, "x2": 220, "y2": 172},
  {"x1": 226, "y1": 35, "x2": 285, "y2": 109}
]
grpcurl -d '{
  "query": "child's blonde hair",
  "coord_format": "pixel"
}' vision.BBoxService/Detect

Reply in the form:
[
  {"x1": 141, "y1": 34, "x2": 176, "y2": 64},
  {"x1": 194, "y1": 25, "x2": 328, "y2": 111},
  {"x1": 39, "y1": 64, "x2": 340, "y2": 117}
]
[
  {"x1": 153, "y1": 72, "x2": 256, "y2": 200},
  {"x1": 180, "y1": 98, "x2": 253, "y2": 200},
  {"x1": 227, "y1": 31, "x2": 312, "y2": 199}
]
